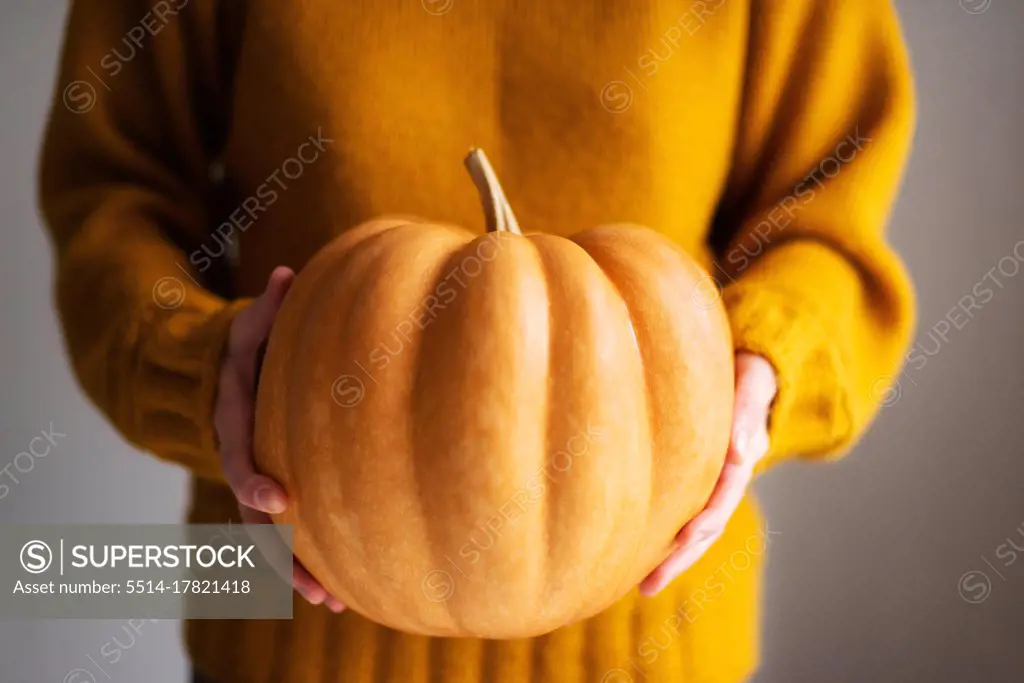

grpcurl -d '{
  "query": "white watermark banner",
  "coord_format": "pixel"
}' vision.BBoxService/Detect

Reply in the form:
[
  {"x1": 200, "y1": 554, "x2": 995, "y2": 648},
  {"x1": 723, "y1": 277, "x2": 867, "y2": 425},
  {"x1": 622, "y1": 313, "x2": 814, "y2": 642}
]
[{"x1": 0, "y1": 524, "x2": 292, "y2": 619}]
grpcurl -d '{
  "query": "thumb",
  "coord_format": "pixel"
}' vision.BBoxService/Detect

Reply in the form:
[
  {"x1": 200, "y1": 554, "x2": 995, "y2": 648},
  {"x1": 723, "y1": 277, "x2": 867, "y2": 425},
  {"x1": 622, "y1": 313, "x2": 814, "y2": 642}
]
[
  {"x1": 729, "y1": 353, "x2": 777, "y2": 466},
  {"x1": 231, "y1": 267, "x2": 295, "y2": 354}
]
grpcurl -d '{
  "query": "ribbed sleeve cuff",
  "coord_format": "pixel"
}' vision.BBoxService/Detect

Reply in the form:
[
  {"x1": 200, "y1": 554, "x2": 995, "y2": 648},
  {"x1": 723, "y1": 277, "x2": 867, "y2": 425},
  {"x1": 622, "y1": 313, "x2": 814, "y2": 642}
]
[
  {"x1": 132, "y1": 296, "x2": 252, "y2": 481},
  {"x1": 722, "y1": 285, "x2": 853, "y2": 467}
]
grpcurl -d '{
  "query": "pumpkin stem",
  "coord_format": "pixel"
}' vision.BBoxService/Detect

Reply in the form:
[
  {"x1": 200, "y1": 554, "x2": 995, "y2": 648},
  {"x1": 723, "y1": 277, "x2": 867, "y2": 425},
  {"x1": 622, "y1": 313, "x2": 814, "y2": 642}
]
[{"x1": 464, "y1": 148, "x2": 522, "y2": 235}]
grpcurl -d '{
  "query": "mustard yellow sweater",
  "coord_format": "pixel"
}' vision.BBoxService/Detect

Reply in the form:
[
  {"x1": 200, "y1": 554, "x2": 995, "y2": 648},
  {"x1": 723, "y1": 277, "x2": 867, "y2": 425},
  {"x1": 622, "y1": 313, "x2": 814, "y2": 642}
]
[{"x1": 39, "y1": 0, "x2": 915, "y2": 681}]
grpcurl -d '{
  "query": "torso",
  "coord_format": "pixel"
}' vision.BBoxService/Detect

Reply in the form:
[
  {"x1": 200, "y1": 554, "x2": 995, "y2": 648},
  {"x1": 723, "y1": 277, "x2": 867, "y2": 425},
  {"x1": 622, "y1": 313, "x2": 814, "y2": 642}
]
[{"x1": 217, "y1": 0, "x2": 745, "y2": 295}]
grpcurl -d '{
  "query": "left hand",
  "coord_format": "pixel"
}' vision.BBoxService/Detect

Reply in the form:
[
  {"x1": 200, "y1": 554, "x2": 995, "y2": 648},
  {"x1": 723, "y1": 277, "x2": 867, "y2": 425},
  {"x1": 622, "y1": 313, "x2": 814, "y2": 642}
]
[
  {"x1": 217, "y1": 267, "x2": 346, "y2": 613},
  {"x1": 639, "y1": 352, "x2": 777, "y2": 596}
]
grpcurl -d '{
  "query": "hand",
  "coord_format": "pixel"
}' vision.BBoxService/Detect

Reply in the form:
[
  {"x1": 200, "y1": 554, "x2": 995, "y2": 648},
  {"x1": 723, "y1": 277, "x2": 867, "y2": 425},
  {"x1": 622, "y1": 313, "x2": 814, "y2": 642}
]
[
  {"x1": 639, "y1": 352, "x2": 777, "y2": 596},
  {"x1": 215, "y1": 266, "x2": 346, "y2": 613}
]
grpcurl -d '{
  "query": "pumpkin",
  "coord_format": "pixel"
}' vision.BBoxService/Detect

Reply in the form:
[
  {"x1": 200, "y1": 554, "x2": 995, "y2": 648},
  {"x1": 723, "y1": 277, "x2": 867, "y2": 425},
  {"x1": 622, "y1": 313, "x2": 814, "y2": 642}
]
[{"x1": 254, "y1": 149, "x2": 733, "y2": 638}]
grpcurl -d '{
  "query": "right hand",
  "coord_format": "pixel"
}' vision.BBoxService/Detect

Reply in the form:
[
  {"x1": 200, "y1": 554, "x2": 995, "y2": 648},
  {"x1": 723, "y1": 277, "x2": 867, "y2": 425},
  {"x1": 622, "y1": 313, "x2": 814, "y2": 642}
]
[{"x1": 214, "y1": 266, "x2": 346, "y2": 613}]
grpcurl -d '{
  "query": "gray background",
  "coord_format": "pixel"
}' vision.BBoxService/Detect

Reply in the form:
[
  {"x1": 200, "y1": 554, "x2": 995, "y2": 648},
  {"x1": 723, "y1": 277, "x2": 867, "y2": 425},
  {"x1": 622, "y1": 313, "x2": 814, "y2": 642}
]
[{"x1": 1, "y1": 1, "x2": 1021, "y2": 681}]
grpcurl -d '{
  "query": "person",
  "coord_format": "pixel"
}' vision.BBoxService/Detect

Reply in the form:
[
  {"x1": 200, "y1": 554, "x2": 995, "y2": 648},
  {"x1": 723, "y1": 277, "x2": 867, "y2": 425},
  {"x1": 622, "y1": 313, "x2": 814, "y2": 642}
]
[{"x1": 38, "y1": 0, "x2": 915, "y2": 681}]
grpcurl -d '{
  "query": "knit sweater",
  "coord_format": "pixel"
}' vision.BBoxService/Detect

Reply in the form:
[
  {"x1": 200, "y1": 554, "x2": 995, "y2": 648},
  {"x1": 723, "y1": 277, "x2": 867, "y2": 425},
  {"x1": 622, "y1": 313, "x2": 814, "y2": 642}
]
[{"x1": 39, "y1": 0, "x2": 915, "y2": 681}]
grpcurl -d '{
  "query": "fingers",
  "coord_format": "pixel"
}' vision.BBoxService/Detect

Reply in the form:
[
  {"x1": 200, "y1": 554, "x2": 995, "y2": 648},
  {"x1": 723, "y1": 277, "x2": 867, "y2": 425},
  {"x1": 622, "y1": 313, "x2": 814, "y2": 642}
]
[
  {"x1": 229, "y1": 267, "x2": 295, "y2": 358},
  {"x1": 293, "y1": 562, "x2": 346, "y2": 613},
  {"x1": 238, "y1": 506, "x2": 345, "y2": 612},
  {"x1": 220, "y1": 448, "x2": 288, "y2": 514},
  {"x1": 639, "y1": 533, "x2": 718, "y2": 597},
  {"x1": 639, "y1": 353, "x2": 778, "y2": 597},
  {"x1": 237, "y1": 504, "x2": 293, "y2": 578},
  {"x1": 324, "y1": 596, "x2": 347, "y2": 613},
  {"x1": 236, "y1": 474, "x2": 288, "y2": 514},
  {"x1": 292, "y1": 563, "x2": 326, "y2": 605},
  {"x1": 222, "y1": 267, "x2": 341, "y2": 612},
  {"x1": 679, "y1": 460, "x2": 752, "y2": 545},
  {"x1": 216, "y1": 368, "x2": 288, "y2": 514},
  {"x1": 638, "y1": 461, "x2": 753, "y2": 596},
  {"x1": 218, "y1": 267, "x2": 296, "y2": 514},
  {"x1": 250, "y1": 266, "x2": 295, "y2": 335}
]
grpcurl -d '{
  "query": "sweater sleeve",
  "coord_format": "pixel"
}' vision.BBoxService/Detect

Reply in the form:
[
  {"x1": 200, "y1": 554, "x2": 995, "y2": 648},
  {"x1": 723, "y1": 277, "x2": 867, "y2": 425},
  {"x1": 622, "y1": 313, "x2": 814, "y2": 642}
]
[
  {"x1": 713, "y1": 0, "x2": 916, "y2": 468},
  {"x1": 38, "y1": 0, "x2": 248, "y2": 481}
]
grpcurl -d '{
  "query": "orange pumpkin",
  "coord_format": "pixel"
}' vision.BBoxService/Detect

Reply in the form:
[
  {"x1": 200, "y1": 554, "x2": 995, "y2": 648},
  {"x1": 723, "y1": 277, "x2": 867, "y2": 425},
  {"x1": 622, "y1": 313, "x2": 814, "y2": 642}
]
[{"x1": 254, "y1": 149, "x2": 733, "y2": 638}]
